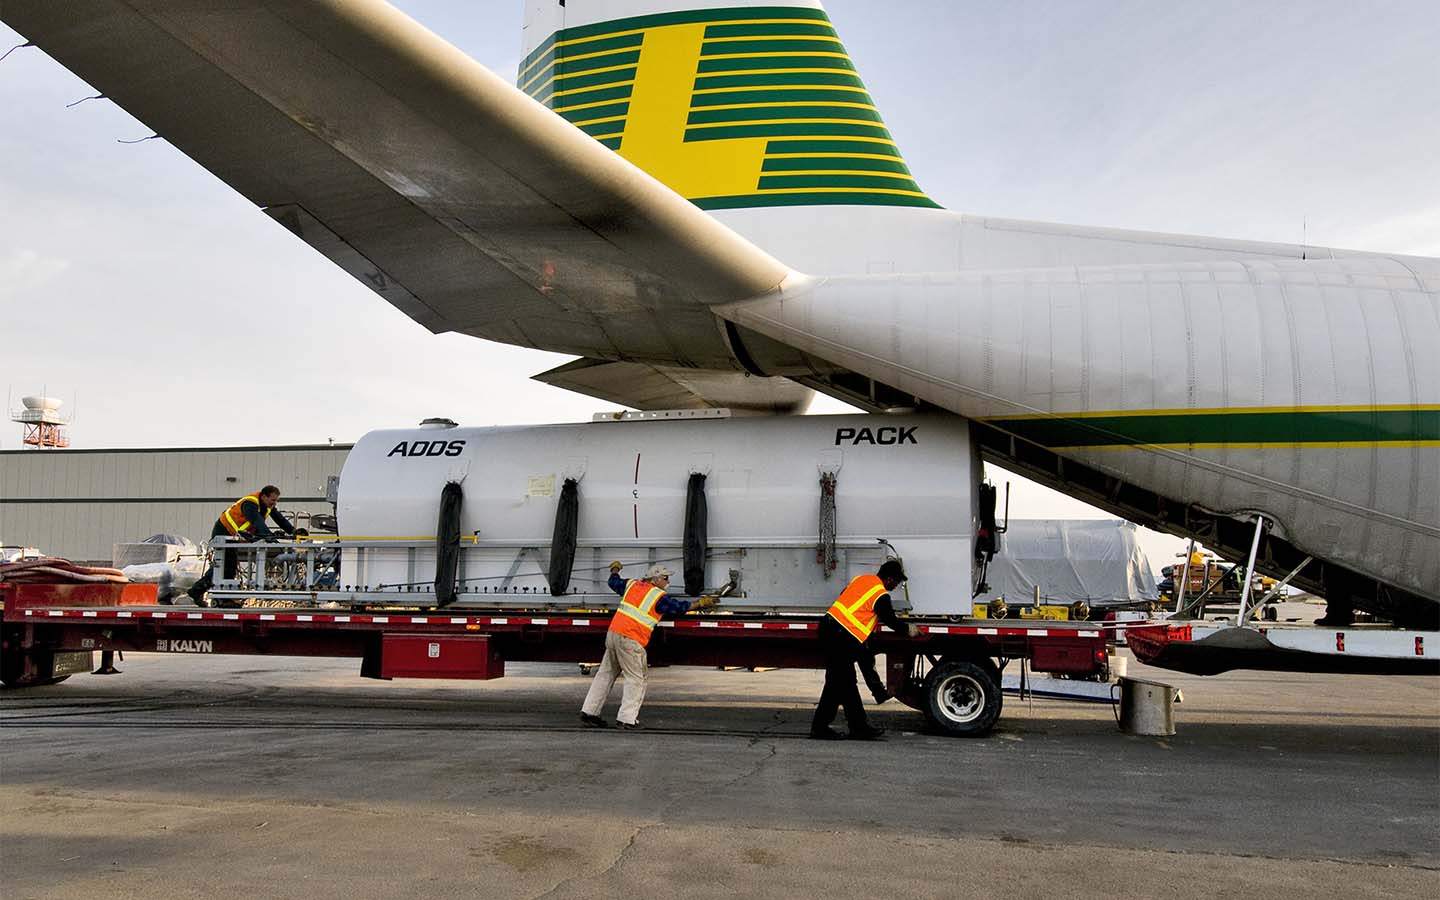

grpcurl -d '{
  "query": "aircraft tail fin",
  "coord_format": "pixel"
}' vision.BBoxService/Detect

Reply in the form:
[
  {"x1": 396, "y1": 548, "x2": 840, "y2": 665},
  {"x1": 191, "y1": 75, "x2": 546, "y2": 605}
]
[{"x1": 518, "y1": 1, "x2": 937, "y2": 211}]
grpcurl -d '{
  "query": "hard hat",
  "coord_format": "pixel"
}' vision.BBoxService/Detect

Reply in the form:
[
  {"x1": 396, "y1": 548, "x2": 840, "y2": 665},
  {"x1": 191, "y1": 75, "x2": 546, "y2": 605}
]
[{"x1": 644, "y1": 564, "x2": 673, "y2": 581}]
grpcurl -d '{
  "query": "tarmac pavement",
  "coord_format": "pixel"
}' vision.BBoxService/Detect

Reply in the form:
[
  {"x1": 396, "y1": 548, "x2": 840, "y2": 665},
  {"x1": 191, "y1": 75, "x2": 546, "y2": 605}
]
[{"x1": 1, "y1": 651, "x2": 1436, "y2": 899}]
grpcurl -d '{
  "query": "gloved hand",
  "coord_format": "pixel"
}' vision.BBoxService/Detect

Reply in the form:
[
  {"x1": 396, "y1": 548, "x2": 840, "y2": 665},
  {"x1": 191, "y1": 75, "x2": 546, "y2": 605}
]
[
  {"x1": 609, "y1": 560, "x2": 624, "y2": 574},
  {"x1": 905, "y1": 623, "x2": 921, "y2": 639},
  {"x1": 690, "y1": 594, "x2": 720, "y2": 611}
]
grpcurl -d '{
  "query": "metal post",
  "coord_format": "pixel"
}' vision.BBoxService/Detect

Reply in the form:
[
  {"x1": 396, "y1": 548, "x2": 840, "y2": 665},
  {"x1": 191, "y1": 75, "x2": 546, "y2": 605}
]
[
  {"x1": 1235, "y1": 516, "x2": 1265, "y2": 627},
  {"x1": 1242, "y1": 555, "x2": 1313, "y2": 622},
  {"x1": 1173, "y1": 538, "x2": 1195, "y2": 614}
]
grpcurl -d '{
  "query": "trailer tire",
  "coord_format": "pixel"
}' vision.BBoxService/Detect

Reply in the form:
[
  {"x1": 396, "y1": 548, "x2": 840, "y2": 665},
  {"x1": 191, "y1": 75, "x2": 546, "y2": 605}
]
[
  {"x1": 922, "y1": 659, "x2": 1002, "y2": 737},
  {"x1": 0, "y1": 647, "x2": 69, "y2": 689}
]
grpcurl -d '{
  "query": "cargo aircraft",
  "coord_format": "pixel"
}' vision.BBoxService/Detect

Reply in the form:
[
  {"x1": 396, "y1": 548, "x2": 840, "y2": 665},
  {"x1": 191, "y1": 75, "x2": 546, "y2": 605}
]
[{"x1": 4, "y1": 0, "x2": 1436, "y2": 627}]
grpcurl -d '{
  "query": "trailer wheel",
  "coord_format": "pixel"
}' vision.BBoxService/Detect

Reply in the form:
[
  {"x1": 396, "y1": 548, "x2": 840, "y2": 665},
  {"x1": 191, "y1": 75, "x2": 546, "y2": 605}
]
[
  {"x1": 0, "y1": 648, "x2": 69, "y2": 688},
  {"x1": 922, "y1": 659, "x2": 1002, "y2": 737},
  {"x1": 4, "y1": 675, "x2": 70, "y2": 688}
]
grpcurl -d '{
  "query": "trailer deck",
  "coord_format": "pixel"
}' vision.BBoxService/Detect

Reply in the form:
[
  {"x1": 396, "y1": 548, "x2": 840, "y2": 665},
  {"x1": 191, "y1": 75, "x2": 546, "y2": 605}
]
[{"x1": 2, "y1": 581, "x2": 1110, "y2": 736}]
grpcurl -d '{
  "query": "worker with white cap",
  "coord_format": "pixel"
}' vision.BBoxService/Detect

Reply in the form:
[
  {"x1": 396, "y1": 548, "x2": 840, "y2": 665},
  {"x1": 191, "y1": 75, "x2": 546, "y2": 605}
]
[{"x1": 580, "y1": 561, "x2": 719, "y2": 729}]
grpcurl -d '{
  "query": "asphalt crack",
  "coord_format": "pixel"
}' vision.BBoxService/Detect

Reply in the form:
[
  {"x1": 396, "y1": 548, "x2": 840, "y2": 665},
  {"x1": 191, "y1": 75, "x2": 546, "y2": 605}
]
[{"x1": 526, "y1": 822, "x2": 655, "y2": 900}]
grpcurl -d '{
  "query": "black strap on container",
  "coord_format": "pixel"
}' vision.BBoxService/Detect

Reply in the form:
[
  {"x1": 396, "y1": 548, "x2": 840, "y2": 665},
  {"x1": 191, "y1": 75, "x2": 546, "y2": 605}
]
[
  {"x1": 976, "y1": 481, "x2": 999, "y2": 558},
  {"x1": 434, "y1": 481, "x2": 464, "y2": 607},
  {"x1": 683, "y1": 472, "x2": 708, "y2": 596},
  {"x1": 548, "y1": 478, "x2": 580, "y2": 595}
]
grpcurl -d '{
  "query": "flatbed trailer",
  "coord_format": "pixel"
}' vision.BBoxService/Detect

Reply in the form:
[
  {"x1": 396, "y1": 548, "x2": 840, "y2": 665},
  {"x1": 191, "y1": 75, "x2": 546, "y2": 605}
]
[{"x1": 1, "y1": 582, "x2": 1111, "y2": 737}]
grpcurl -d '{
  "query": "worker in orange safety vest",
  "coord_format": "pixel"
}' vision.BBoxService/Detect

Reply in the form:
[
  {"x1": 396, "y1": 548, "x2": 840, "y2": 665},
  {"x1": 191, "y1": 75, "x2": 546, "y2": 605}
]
[
  {"x1": 187, "y1": 485, "x2": 295, "y2": 606},
  {"x1": 579, "y1": 561, "x2": 719, "y2": 729},
  {"x1": 810, "y1": 559, "x2": 918, "y2": 741}
]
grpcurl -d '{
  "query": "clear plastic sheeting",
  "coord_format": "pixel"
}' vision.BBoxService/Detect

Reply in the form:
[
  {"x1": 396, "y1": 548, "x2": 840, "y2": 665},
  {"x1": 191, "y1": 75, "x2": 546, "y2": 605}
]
[
  {"x1": 120, "y1": 558, "x2": 205, "y2": 602},
  {"x1": 978, "y1": 520, "x2": 1158, "y2": 606},
  {"x1": 113, "y1": 535, "x2": 200, "y2": 569},
  {"x1": 139, "y1": 534, "x2": 198, "y2": 550}
]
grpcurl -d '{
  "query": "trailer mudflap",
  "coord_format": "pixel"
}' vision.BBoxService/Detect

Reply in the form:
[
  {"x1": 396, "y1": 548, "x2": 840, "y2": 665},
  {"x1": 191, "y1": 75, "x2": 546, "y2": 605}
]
[
  {"x1": 51, "y1": 650, "x2": 96, "y2": 676},
  {"x1": 369, "y1": 633, "x2": 504, "y2": 680}
]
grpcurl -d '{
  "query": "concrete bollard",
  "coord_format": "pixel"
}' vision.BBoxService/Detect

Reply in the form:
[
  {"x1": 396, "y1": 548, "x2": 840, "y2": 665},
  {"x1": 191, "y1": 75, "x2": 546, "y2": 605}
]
[{"x1": 1118, "y1": 676, "x2": 1177, "y2": 736}]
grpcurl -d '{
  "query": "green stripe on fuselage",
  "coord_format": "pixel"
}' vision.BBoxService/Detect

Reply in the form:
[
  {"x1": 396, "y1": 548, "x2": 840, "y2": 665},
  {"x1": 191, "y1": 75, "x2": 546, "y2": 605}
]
[
  {"x1": 690, "y1": 88, "x2": 873, "y2": 107},
  {"x1": 761, "y1": 155, "x2": 912, "y2": 174},
  {"x1": 693, "y1": 192, "x2": 941, "y2": 210},
  {"x1": 700, "y1": 38, "x2": 845, "y2": 55},
  {"x1": 704, "y1": 22, "x2": 839, "y2": 38},
  {"x1": 981, "y1": 409, "x2": 1440, "y2": 448},
  {"x1": 694, "y1": 72, "x2": 866, "y2": 91}
]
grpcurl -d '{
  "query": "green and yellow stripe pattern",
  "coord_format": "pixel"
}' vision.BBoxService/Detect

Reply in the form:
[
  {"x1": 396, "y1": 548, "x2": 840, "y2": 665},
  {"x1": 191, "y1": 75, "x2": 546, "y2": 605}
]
[
  {"x1": 518, "y1": 6, "x2": 937, "y2": 210},
  {"x1": 979, "y1": 405, "x2": 1440, "y2": 451},
  {"x1": 517, "y1": 27, "x2": 641, "y2": 150}
]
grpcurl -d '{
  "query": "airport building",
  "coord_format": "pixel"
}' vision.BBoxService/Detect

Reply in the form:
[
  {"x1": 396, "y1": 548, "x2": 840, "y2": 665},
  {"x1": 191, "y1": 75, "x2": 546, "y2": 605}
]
[{"x1": 0, "y1": 445, "x2": 350, "y2": 565}]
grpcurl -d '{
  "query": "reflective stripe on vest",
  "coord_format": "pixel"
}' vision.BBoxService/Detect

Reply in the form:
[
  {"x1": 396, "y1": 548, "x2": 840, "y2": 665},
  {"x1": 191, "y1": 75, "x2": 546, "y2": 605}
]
[
  {"x1": 826, "y1": 574, "x2": 887, "y2": 643},
  {"x1": 609, "y1": 579, "x2": 666, "y2": 646},
  {"x1": 220, "y1": 494, "x2": 261, "y2": 536}
]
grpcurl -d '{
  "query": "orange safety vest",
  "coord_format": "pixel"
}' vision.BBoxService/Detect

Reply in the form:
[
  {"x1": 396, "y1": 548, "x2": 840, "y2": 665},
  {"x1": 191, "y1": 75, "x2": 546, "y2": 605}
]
[
  {"x1": 826, "y1": 574, "x2": 888, "y2": 643},
  {"x1": 608, "y1": 579, "x2": 667, "y2": 647},
  {"x1": 219, "y1": 493, "x2": 263, "y2": 536}
]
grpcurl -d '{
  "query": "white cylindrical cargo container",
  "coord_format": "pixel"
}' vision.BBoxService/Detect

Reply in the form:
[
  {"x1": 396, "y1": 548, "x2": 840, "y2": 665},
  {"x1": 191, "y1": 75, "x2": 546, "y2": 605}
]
[{"x1": 337, "y1": 414, "x2": 977, "y2": 614}]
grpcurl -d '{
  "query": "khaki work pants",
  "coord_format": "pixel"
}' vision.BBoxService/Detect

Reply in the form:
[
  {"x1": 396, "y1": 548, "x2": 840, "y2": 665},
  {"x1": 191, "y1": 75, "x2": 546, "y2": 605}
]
[{"x1": 581, "y1": 630, "x2": 649, "y2": 725}]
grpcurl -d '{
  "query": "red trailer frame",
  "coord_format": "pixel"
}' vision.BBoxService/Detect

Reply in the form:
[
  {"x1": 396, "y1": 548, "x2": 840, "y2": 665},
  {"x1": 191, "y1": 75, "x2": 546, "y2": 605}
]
[{"x1": 2, "y1": 583, "x2": 1110, "y2": 736}]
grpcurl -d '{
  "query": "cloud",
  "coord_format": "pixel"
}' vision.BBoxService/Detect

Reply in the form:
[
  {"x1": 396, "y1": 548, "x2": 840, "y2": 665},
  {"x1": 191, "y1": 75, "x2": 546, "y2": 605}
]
[
  {"x1": 1331, "y1": 207, "x2": 1440, "y2": 257},
  {"x1": 0, "y1": 248, "x2": 71, "y2": 303}
]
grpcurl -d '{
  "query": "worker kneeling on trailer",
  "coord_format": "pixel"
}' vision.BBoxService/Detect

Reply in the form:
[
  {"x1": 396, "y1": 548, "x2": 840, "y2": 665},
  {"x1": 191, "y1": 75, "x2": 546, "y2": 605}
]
[
  {"x1": 580, "y1": 562, "x2": 718, "y2": 730},
  {"x1": 811, "y1": 560, "x2": 918, "y2": 741},
  {"x1": 187, "y1": 485, "x2": 296, "y2": 605}
]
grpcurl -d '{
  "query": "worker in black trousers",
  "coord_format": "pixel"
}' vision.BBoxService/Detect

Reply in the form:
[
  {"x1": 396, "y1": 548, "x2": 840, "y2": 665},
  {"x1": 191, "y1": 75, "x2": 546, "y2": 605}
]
[{"x1": 811, "y1": 559, "x2": 918, "y2": 740}]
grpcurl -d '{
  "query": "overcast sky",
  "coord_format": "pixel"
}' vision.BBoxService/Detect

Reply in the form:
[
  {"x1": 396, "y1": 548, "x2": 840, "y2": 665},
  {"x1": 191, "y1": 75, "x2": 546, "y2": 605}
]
[{"x1": 3, "y1": 1, "x2": 1437, "y2": 568}]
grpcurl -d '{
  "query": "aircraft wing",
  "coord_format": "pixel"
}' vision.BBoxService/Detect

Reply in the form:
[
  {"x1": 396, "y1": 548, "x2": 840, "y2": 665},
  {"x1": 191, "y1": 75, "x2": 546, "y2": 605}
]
[
  {"x1": 1, "y1": 0, "x2": 788, "y2": 368},
  {"x1": 533, "y1": 359, "x2": 812, "y2": 416}
]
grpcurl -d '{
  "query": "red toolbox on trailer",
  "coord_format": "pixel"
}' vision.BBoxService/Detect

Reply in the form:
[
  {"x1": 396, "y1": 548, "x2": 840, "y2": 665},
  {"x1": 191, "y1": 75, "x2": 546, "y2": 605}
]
[{"x1": 377, "y1": 633, "x2": 504, "y2": 680}]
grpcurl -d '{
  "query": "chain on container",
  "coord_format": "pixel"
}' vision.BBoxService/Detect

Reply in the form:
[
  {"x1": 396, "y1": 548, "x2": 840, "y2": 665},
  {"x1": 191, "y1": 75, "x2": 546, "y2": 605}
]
[{"x1": 816, "y1": 472, "x2": 838, "y2": 576}]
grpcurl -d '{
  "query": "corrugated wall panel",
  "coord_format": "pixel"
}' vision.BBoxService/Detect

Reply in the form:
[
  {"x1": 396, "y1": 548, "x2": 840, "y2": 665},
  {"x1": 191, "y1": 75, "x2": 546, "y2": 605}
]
[{"x1": 1, "y1": 446, "x2": 349, "y2": 563}]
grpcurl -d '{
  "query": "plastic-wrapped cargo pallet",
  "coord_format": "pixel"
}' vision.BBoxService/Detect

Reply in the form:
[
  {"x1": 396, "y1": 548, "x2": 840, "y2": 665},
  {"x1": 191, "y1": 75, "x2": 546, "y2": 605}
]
[
  {"x1": 112, "y1": 534, "x2": 199, "y2": 569},
  {"x1": 975, "y1": 520, "x2": 1159, "y2": 607},
  {"x1": 336, "y1": 414, "x2": 979, "y2": 615}
]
